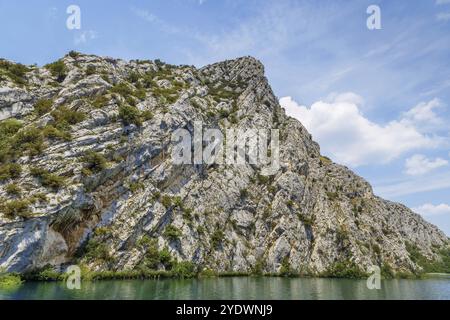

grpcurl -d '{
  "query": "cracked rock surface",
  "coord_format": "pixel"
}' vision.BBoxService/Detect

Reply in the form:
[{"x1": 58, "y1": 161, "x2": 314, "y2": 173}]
[{"x1": 0, "y1": 53, "x2": 448, "y2": 275}]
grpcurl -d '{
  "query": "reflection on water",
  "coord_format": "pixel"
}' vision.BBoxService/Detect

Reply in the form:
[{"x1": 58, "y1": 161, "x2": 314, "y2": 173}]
[{"x1": 1, "y1": 277, "x2": 449, "y2": 300}]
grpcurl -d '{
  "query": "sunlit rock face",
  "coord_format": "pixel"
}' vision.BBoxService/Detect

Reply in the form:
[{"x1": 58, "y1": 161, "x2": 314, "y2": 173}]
[{"x1": 0, "y1": 53, "x2": 448, "y2": 275}]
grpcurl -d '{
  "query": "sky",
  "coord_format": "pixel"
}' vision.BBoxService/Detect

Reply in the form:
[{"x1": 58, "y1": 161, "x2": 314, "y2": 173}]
[{"x1": 0, "y1": 0, "x2": 449, "y2": 235}]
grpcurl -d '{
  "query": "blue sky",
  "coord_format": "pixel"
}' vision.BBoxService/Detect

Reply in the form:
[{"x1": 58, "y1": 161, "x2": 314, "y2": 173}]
[{"x1": 0, "y1": 0, "x2": 449, "y2": 234}]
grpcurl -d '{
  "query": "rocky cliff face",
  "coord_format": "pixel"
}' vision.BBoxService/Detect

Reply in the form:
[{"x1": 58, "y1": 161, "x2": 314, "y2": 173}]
[{"x1": 0, "y1": 53, "x2": 448, "y2": 276}]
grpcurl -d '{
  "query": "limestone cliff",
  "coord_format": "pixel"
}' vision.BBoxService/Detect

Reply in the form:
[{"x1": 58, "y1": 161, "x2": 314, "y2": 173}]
[{"x1": 0, "y1": 53, "x2": 448, "y2": 276}]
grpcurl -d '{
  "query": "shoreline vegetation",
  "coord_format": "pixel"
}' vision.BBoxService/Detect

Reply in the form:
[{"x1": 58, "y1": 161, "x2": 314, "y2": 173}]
[
  {"x1": 1, "y1": 245, "x2": 448, "y2": 289},
  {"x1": 1, "y1": 265, "x2": 448, "y2": 289},
  {"x1": 1, "y1": 246, "x2": 447, "y2": 288}
]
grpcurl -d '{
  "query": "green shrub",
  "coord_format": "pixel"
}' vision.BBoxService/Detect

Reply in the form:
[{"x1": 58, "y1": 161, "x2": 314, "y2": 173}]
[
  {"x1": 211, "y1": 229, "x2": 225, "y2": 249},
  {"x1": 256, "y1": 174, "x2": 270, "y2": 185},
  {"x1": 190, "y1": 99, "x2": 203, "y2": 109},
  {"x1": 0, "y1": 163, "x2": 22, "y2": 181},
  {"x1": 219, "y1": 108, "x2": 230, "y2": 118},
  {"x1": 129, "y1": 181, "x2": 144, "y2": 193},
  {"x1": 136, "y1": 235, "x2": 153, "y2": 248},
  {"x1": 321, "y1": 260, "x2": 367, "y2": 279},
  {"x1": 172, "y1": 196, "x2": 183, "y2": 208},
  {"x1": 158, "y1": 248, "x2": 173, "y2": 269},
  {"x1": 91, "y1": 95, "x2": 109, "y2": 109},
  {"x1": 138, "y1": 239, "x2": 174, "y2": 270},
  {"x1": 139, "y1": 239, "x2": 161, "y2": 269},
  {"x1": 164, "y1": 225, "x2": 182, "y2": 241},
  {"x1": 0, "y1": 119, "x2": 23, "y2": 139},
  {"x1": 297, "y1": 214, "x2": 314, "y2": 226},
  {"x1": 30, "y1": 167, "x2": 65, "y2": 190},
  {"x1": 372, "y1": 243, "x2": 381, "y2": 255},
  {"x1": 1, "y1": 199, "x2": 30, "y2": 218},
  {"x1": 125, "y1": 96, "x2": 137, "y2": 107},
  {"x1": 127, "y1": 72, "x2": 140, "y2": 83},
  {"x1": 133, "y1": 88, "x2": 146, "y2": 100},
  {"x1": 381, "y1": 263, "x2": 395, "y2": 279},
  {"x1": 110, "y1": 82, "x2": 133, "y2": 97},
  {"x1": 200, "y1": 268, "x2": 218, "y2": 277},
  {"x1": 172, "y1": 261, "x2": 196, "y2": 278},
  {"x1": 141, "y1": 110, "x2": 154, "y2": 121},
  {"x1": 29, "y1": 192, "x2": 48, "y2": 204},
  {"x1": 196, "y1": 226, "x2": 205, "y2": 235},
  {"x1": 51, "y1": 105, "x2": 86, "y2": 127},
  {"x1": 5, "y1": 183, "x2": 21, "y2": 196},
  {"x1": 31, "y1": 266, "x2": 62, "y2": 281},
  {"x1": 326, "y1": 192, "x2": 339, "y2": 201},
  {"x1": 12, "y1": 126, "x2": 44, "y2": 156},
  {"x1": 251, "y1": 257, "x2": 266, "y2": 276},
  {"x1": 41, "y1": 173, "x2": 65, "y2": 189},
  {"x1": 182, "y1": 207, "x2": 193, "y2": 221},
  {"x1": 85, "y1": 239, "x2": 113, "y2": 263},
  {"x1": 45, "y1": 60, "x2": 68, "y2": 82},
  {"x1": 151, "y1": 191, "x2": 161, "y2": 201},
  {"x1": 94, "y1": 227, "x2": 111, "y2": 237},
  {"x1": 82, "y1": 151, "x2": 108, "y2": 174},
  {"x1": 152, "y1": 86, "x2": 179, "y2": 104},
  {"x1": 34, "y1": 99, "x2": 53, "y2": 116},
  {"x1": 161, "y1": 195, "x2": 173, "y2": 208},
  {"x1": 42, "y1": 125, "x2": 71, "y2": 141},
  {"x1": 0, "y1": 273, "x2": 23, "y2": 288},
  {"x1": 280, "y1": 257, "x2": 293, "y2": 276},
  {"x1": 118, "y1": 104, "x2": 142, "y2": 126},
  {"x1": 0, "y1": 59, "x2": 30, "y2": 86},
  {"x1": 0, "y1": 120, "x2": 24, "y2": 162},
  {"x1": 320, "y1": 156, "x2": 332, "y2": 166},
  {"x1": 68, "y1": 50, "x2": 80, "y2": 58},
  {"x1": 406, "y1": 243, "x2": 450, "y2": 274},
  {"x1": 85, "y1": 65, "x2": 96, "y2": 76},
  {"x1": 239, "y1": 188, "x2": 249, "y2": 199}
]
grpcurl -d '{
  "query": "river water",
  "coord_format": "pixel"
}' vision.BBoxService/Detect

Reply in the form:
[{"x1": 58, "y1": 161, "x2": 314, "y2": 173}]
[{"x1": 1, "y1": 277, "x2": 449, "y2": 300}]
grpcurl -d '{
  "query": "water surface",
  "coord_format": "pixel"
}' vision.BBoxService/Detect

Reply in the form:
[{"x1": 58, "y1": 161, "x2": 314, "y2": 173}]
[{"x1": 1, "y1": 277, "x2": 449, "y2": 300}]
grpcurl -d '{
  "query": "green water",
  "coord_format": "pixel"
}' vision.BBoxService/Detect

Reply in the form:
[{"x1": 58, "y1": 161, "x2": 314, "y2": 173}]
[{"x1": 1, "y1": 277, "x2": 449, "y2": 300}]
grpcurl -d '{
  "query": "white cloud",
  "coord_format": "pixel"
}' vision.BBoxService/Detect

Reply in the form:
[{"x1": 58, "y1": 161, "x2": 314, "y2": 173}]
[
  {"x1": 436, "y1": 0, "x2": 450, "y2": 5},
  {"x1": 412, "y1": 203, "x2": 450, "y2": 217},
  {"x1": 280, "y1": 94, "x2": 443, "y2": 167},
  {"x1": 74, "y1": 30, "x2": 98, "y2": 45},
  {"x1": 404, "y1": 154, "x2": 448, "y2": 175},
  {"x1": 325, "y1": 92, "x2": 364, "y2": 106},
  {"x1": 375, "y1": 170, "x2": 450, "y2": 197},
  {"x1": 436, "y1": 12, "x2": 450, "y2": 21},
  {"x1": 130, "y1": 7, "x2": 180, "y2": 34},
  {"x1": 402, "y1": 98, "x2": 443, "y2": 127}
]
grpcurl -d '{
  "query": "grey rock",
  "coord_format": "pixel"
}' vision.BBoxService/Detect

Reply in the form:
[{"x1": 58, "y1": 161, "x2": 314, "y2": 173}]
[{"x1": 0, "y1": 53, "x2": 448, "y2": 276}]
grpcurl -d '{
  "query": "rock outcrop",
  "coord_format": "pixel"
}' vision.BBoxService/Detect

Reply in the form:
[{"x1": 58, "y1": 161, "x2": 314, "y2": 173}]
[{"x1": 0, "y1": 53, "x2": 448, "y2": 276}]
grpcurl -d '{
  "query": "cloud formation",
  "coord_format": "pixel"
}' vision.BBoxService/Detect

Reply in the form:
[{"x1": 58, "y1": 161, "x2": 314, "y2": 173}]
[
  {"x1": 436, "y1": 12, "x2": 450, "y2": 21},
  {"x1": 404, "y1": 154, "x2": 448, "y2": 175},
  {"x1": 280, "y1": 94, "x2": 443, "y2": 167},
  {"x1": 413, "y1": 203, "x2": 450, "y2": 217},
  {"x1": 130, "y1": 7, "x2": 180, "y2": 34},
  {"x1": 402, "y1": 98, "x2": 444, "y2": 128}
]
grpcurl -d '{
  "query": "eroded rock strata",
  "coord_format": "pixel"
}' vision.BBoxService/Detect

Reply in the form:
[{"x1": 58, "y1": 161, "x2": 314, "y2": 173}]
[{"x1": 0, "y1": 53, "x2": 448, "y2": 276}]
